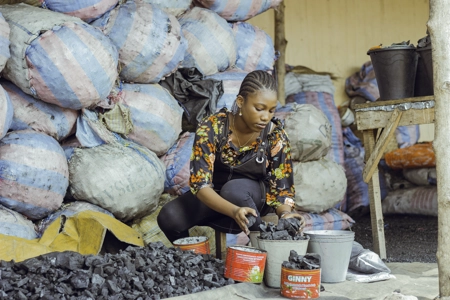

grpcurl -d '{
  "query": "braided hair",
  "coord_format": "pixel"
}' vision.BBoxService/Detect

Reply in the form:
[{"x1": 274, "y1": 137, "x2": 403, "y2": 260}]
[{"x1": 232, "y1": 70, "x2": 278, "y2": 114}]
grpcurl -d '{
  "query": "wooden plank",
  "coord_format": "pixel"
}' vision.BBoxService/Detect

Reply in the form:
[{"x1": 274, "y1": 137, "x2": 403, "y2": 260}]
[
  {"x1": 355, "y1": 107, "x2": 435, "y2": 130},
  {"x1": 363, "y1": 129, "x2": 387, "y2": 259},
  {"x1": 354, "y1": 95, "x2": 434, "y2": 109},
  {"x1": 274, "y1": 0, "x2": 286, "y2": 105},
  {"x1": 363, "y1": 109, "x2": 403, "y2": 183}
]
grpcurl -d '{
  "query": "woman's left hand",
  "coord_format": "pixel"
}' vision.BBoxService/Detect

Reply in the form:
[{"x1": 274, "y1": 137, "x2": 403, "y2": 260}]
[
  {"x1": 280, "y1": 212, "x2": 305, "y2": 229},
  {"x1": 233, "y1": 207, "x2": 257, "y2": 235}
]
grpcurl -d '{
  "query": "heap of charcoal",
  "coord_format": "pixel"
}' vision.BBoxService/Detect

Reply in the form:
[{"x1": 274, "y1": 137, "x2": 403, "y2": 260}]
[
  {"x1": 282, "y1": 250, "x2": 321, "y2": 270},
  {"x1": 258, "y1": 218, "x2": 307, "y2": 240},
  {"x1": 0, "y1": 241, "x2": 234, "y2": 300}
]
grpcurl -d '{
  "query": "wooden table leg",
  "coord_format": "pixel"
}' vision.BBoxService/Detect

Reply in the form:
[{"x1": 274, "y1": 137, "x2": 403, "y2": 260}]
[{"x1": 363, "y1": 129, "x2": 387, "y2": 259}]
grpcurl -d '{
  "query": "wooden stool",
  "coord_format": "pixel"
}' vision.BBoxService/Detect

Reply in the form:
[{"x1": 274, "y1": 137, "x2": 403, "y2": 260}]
[{"x1": 215, "y1": 231, "x2": 227, "y2": 259}]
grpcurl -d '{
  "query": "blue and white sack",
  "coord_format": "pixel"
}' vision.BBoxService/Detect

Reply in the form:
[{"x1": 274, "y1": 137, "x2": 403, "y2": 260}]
[
  {"x1": 92, "y1": 0, "x2": 187, "y2": 84},
  {"x1": 179, "y1": 7, "x2": 236, "y2": 76}
]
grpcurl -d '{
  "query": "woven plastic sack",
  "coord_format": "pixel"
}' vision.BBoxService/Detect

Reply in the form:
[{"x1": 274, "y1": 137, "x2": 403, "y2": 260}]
[
  {"x1": 143, "y1": 0, "x2": 192, "y2": 17},
  {"x1": 179, "y1": 7, "x2": 236, "y2": 76},
  {"x1": 0, "y1": 4, "x2": 118, "y2": 110},
  {"x1": 382, "y1": 186, "x2": 437, "y2": 217},
  {"x1": 231, "y1": 22, "x2": 275, "y2": 72},
  {"x1": 0, "y1": 12, "x2": 10, "y2": 73},
  {"x1": 91, "y1": 0, "x2": 187, "y2": 84},
  {"x1": 285, "y1": 72, "x2": 336, "y2": 98},
  {"x1": 0, "y1": 130, "x2": 68, "y2": 220},
  {"x1": 160, "y1": 131, "x2": 195, "y2": 195},
  {"x1": 113, "y1": 83, "x2": 183, "y2": 156},
  {"x1": 343, "y1": 127, "x2": 369, "y2": 214},
  {"x1": 130, "y1": 206, "x2": 172, "y2": 248},
  {"x1": 68, "y1": 137, "x2": 166, "y2": 223},
  {"x1": 385, "y1": 142, "x2": 435, "y2": 170},
  {"x1": 193, "y1": 0, "x2": 282, "y2": 21},
  {"x1": 2, "y1": 80, "x2": 78, "y2": 141},
  {"x1": 60, "y1": 135, "x2": 82, "y2": 161},
  {"x1": 0, "y1": 204, "x2": 37, "y2": 240},
  {"x1": 403, "y1": 167, "x2": 436, "y2": 186},
  {"x1": 286, "y1": 91, "x2": 344, "y2": 168},
  {"x1": 0, "y1": 83, "x2": 13, "y2": 139},
  {"x1": 277, "y1": 103, "x2": 332, "y2": 162},
  {"x1": 395, "y1": 125, "x2": 420, "y2": 149},
  {"x1": 42, "y1": 0, "x2": 119, "y2": 22},
  {"x1": 205, "y1": 68, "x2": 248, "y2": 111},
  {"x1": 297, "y1": 208, "x2": 355, "y2": 231},
  {"x1": 35, "y1": 201, "x2": 114, "y2": 237},
  {"x1": 293, "y1": 159, "x2": 347, "y2": 213}
]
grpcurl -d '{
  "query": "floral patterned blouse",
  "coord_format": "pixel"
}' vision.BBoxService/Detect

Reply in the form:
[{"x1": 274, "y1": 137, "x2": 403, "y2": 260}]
[{"x1": 189, "y1": 108, "x2": 295, "y2": 209}]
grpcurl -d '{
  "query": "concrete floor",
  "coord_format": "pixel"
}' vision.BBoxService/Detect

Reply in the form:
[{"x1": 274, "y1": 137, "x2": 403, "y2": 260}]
[{"x1": 171, "y1": 262, "x2": 439, "y2": 300}]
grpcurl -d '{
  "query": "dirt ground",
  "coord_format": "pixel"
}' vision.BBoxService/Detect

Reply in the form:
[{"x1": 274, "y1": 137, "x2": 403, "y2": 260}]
[{"x1": 350, "y1": 212, "x2": 438, "y2": 263}]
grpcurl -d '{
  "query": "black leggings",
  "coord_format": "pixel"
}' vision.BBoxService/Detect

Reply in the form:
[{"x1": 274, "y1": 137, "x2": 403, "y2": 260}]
[{"x1": 157, "y1": 178, "x2": 271, "y2": 243}]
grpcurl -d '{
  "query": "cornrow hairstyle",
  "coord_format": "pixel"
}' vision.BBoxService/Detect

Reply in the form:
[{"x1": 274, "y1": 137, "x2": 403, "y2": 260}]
[{"x1": 238, "y1": 70, "x2": 278, "y2": 99}]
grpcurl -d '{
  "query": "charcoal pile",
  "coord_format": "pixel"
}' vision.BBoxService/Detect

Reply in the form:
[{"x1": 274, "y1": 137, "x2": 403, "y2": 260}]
[
  {"x1": 282, "y1": 250, "x2": 321, "y2": 270},
  {"x1": 258, "y1": 218, "x2": 307, "y2": 240},
  {"x1": 0, "y1": 242, "x2": 234, "y2": 300}
]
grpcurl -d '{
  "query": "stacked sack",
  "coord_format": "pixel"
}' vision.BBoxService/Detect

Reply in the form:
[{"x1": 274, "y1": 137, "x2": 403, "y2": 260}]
[
  {"x1": 0, "y1": 0, "x2": 281, "y2": 252},
  {"x1": 275, "y1": 103, "x2": 348, "y2": 213},
  {"x1": 0, "y1": 2, "x2": 182, "y2": 249},
  {"x1": 0, "y1": 0, "x2": 355, "y2": 257}
]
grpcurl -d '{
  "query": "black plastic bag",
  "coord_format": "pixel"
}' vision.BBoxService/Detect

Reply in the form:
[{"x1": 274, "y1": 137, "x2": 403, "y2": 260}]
[{"x1": 160, "y1": 68, "x2": 223, "y2": 132}]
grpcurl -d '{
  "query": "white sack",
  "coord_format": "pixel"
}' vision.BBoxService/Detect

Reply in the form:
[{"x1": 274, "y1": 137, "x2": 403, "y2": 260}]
[
  {"x1": 293, "y1": 159, "x2": 347, "y2": 213},
  {"x1": 402, "y1": 167, "x2": 436, "y2": 186},
  {"x1": 69, "y1": 140, "x2": 166, "y2": 223},
  {"x1": 0, "y1": 12, "x2": 10, "y2": 73},
  {"x1": 0, "y1": 83, "x2": 13, "y2": 139},
  {"x1": 281, "y1": 103, "x2": 332, "y2": 162}
]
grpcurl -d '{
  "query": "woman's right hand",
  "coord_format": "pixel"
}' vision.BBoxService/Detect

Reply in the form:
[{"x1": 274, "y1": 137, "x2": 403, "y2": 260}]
[{"x1": 233, "y1": 207, "x2": 257, "y2": 235}]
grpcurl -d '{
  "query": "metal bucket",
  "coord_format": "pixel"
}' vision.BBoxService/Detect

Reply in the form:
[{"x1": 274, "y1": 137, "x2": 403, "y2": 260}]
[{"x1": 304, "y1": 230, "x2": 354, "y2": 283}]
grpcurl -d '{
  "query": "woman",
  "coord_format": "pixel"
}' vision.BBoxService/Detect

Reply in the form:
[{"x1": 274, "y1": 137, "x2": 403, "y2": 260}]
[{"x1": 157, "y1": 70, "x2": 304, "y2": 243}]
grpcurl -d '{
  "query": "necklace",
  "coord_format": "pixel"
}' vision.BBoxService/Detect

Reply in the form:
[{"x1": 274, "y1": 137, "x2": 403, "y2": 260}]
[{"x1": 232, "y1": 115, "x2": 256, "y2": 148}]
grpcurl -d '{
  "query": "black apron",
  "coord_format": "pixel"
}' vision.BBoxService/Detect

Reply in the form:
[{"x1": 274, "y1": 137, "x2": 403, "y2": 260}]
[{"x1": 212, "y1": 114, "x2": 272, "y2": 207}]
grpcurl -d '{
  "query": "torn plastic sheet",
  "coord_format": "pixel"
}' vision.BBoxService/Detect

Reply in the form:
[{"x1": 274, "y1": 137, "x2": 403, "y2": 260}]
[{"x1": 346, "y1": 269, "x2": 396, "y2": 283}]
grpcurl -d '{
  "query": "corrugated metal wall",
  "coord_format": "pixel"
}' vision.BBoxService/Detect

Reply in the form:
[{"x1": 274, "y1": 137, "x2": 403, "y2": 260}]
[{"x1": 249, "y1": 0, "x2": 432, "y2": 140}]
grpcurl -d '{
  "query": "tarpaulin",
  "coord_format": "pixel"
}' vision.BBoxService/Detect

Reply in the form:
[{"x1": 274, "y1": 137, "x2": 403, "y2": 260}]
[{"x1": 0, "y1": 211, "x2": 144, "y2": 262}]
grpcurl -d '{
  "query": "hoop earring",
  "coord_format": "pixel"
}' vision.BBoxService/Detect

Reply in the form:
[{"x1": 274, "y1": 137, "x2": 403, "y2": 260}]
[{"x1": 239, "y1": 108, "x2": 242, "y2": 116}]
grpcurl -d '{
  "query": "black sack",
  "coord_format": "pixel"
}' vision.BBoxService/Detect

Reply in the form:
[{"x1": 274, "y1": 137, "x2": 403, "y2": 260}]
[{"x1": 160, "y1": 68, "x2": 223, "y2": 132}]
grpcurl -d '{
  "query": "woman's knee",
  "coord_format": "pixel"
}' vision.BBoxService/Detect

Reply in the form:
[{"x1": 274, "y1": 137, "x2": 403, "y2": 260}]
[
  {"x1": 157, "y1": 202, "x2": 184, "y2": 232},
  {"x1": 220, "y1": 179, "x2": 261, "y2": 205}
]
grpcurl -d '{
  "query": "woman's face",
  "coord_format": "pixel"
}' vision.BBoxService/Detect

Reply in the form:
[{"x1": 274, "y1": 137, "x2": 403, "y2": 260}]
[{"x1": 238, "y1": 89, "x2": 278, "y2": 133}]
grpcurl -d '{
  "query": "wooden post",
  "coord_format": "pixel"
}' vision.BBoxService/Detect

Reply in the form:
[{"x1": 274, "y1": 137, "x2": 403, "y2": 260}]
[
  {"x1": 429, "y1": 0, "x2": 450, "y2": 298},
  {"x1": 363, "y1": 129, "x2": 386, "y2": 259},
  {"x1": 274, "y1": 0, "x2": 286, "y2": 105}
]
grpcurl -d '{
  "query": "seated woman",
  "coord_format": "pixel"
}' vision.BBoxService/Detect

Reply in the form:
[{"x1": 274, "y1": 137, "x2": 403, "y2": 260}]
[{"x1": 157, "y1": 70, "x2": 304, "y2": 243}]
